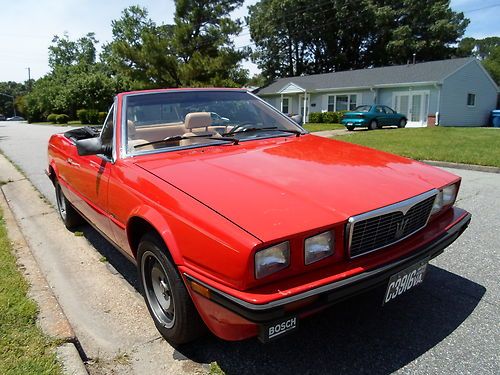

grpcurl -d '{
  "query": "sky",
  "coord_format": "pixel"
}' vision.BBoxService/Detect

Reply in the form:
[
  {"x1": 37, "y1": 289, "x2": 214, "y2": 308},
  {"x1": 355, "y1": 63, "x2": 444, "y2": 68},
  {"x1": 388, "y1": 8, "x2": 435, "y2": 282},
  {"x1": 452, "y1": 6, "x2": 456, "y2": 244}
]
[{"x1": 0, "y1": 0, "x2": 498, "y2": 83}]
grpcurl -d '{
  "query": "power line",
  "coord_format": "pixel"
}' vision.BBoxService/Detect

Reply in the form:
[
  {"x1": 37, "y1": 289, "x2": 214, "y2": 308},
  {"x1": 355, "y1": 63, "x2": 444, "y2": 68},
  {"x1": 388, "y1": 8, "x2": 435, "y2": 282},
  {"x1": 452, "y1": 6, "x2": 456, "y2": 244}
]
[{"x1": 462, "y1": 4, "x2": 500, "y2": 13}]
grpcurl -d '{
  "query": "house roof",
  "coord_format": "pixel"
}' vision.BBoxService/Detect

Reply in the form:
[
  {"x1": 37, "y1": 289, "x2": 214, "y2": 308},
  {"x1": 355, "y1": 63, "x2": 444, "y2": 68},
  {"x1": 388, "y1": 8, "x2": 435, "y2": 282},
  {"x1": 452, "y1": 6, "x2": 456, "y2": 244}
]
[{"x1": 257, "y1": 57, "x2": 476, "y2": 95}]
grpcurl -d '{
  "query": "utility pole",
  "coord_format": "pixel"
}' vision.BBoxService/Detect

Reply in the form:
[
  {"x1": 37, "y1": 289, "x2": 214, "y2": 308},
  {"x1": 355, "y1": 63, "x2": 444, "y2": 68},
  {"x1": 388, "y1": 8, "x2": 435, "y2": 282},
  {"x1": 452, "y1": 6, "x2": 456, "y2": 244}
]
[{"x1": 26, "y1": 67, "x2": 31, "y2": 91}]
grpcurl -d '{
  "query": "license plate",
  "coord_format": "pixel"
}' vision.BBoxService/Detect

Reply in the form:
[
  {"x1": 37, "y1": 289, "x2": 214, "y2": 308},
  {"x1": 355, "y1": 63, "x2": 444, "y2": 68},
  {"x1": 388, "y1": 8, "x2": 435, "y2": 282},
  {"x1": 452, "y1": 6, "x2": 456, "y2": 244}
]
[
  {"x1": 260, "y1": 316, "x2": 298, "y2": 342},
  {"x1": 383, "y1": 258, "x2": 429, "y2": 305},
  {"x1": 347, "y1": 122, "x2": 354, "y2": 126}
]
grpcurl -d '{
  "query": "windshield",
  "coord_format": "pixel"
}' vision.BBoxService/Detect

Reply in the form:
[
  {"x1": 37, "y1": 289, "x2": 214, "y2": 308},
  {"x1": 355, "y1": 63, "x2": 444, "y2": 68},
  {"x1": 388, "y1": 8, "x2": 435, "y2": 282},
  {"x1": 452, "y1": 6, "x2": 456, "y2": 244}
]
[
  {"x1": 353, "y1": 105, "x2": 371, "y2": 112},
  {"x1": 124, "y1": 90, "x2": 303, "y2": 154}
]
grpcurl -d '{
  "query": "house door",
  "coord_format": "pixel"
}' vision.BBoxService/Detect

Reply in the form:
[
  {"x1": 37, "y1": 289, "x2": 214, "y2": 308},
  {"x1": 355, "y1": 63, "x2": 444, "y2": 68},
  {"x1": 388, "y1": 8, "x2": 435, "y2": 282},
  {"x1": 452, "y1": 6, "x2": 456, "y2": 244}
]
[
  {"x1": 299, "y1": 94, "x2": 309, "y2": 123},
  {"x1": 394, "y1": 92, "x2": 428, "y2": 127}
]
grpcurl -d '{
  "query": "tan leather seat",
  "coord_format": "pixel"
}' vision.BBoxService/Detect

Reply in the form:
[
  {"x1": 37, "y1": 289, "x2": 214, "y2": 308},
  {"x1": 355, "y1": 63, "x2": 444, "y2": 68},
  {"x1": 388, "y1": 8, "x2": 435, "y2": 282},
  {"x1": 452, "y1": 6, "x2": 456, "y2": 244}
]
[{"x1": 184, "y1": 112, "x2": 212, "y2": 134}]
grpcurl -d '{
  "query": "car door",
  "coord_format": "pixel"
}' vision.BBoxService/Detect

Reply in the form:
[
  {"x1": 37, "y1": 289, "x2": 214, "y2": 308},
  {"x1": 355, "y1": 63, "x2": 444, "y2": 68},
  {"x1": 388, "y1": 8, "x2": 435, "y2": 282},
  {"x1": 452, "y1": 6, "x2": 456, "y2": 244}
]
[
  {"x1": 374, "y1": 106, "x2": 388, "y2": 125},
  {"x1": 383, "y1": 106, "x2": 399, "y2": 126},
  {"x1": 66, "y1": 106, "x2": 115, "y2": 241}
]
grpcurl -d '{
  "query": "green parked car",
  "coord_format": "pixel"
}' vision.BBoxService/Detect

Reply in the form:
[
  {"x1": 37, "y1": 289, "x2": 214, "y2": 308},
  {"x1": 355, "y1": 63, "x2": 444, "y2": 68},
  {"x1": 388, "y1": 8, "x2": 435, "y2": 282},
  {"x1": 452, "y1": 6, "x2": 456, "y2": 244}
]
[{"x1": 341, "y1": 105, "x2": 407, "y2": 131}]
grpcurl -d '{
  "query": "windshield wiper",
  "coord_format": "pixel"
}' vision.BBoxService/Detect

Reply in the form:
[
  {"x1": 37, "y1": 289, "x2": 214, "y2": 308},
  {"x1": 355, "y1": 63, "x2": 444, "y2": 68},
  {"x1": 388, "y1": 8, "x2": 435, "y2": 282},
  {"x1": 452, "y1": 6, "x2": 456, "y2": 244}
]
[
  {"x1": 223, "y1": 126, "x2": 303, "y2": 137},
  {"x1": 134, "y1": 134, "x2": 239, "y2": 149}
]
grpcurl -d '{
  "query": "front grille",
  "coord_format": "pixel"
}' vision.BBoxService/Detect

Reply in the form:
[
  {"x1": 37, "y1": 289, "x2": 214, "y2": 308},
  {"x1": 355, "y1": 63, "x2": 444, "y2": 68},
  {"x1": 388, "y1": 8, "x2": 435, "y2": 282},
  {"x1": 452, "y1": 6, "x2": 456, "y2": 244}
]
[{"x1": 348, "y1": 193, "x2": 436, "y2": 258}]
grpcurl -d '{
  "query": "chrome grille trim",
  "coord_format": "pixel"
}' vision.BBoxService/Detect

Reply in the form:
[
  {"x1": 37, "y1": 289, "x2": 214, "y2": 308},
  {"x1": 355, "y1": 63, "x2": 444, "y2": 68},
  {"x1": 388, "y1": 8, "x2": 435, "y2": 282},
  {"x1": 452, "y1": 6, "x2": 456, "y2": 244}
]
[{"x1": 346, "y1": 189, "x2": 438, "y2": 259}]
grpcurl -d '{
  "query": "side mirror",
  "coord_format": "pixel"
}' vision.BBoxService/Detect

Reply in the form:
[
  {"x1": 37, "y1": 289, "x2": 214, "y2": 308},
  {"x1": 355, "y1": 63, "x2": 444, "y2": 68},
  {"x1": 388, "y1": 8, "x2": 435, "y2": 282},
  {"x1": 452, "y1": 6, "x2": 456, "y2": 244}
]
[
  {"x1": 290, "y1": 114, "x2": 303, "y2": 125},
  {"x1": 76, "y1": 137, "x2": 111, "y2": 157}
]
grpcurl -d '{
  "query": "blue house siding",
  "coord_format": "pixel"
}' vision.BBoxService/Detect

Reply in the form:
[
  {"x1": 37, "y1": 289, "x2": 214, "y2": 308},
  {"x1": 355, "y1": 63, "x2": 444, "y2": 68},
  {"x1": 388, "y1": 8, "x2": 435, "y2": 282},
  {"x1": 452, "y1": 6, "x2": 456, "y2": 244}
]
[{"x1": 439, "y1": 60, "x2": 498, "y2": 126}]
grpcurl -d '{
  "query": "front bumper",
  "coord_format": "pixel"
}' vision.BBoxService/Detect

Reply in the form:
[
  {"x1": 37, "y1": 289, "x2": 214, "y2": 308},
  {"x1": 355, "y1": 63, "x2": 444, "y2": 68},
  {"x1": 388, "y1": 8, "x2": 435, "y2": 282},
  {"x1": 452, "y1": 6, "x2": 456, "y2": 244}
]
[{"x1": 184, "y1": 210, "x2": 471, "y2": 341}]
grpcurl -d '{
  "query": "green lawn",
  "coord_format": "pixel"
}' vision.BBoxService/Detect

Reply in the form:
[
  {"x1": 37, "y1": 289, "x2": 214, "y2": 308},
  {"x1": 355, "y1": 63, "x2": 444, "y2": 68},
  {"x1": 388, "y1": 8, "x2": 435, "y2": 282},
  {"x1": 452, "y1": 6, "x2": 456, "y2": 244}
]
[
  {"x1": 0, "y1": 209, "x2": 61, "y2": 375},
  {"x1": 31, "y1": 121, "x2": 99, "y2": 127},
  {"x1": 304, "y1": 123, "x2": 344, "y2": 132},
  {"x1": 339, "y1": 127, "x2": 500, "y2": 167}
]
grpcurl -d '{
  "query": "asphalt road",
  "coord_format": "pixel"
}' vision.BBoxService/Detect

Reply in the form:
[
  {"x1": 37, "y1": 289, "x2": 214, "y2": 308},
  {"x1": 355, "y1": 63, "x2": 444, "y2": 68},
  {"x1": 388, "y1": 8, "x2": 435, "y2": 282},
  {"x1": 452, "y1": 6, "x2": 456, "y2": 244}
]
[{"x1": 0, "y1": 121, "x2": 498, "y2": 375}]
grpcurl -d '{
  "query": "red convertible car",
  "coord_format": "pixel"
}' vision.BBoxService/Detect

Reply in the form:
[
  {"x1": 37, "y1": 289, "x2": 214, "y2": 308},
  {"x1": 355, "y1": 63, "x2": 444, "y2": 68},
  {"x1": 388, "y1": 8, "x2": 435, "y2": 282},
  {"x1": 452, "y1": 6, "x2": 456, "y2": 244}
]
[{"x1": 47, "y1": 89, "x2": 471, "y2": 344}]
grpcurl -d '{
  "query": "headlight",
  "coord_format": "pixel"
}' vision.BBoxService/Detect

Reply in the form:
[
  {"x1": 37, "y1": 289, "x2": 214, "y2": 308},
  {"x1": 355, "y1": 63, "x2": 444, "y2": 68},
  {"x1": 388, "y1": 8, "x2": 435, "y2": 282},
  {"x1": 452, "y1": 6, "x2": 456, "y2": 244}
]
[
  {"x1": 442, "y1": 184, "x2": 457, "y2": 206},
  {"x1": 255, "y1": 242, "x2": 290, "y2": 279},
  {"x1": 431, "y1": 183, "x2": 458, "y2": 215},
  {"x1": 305, "y1": 231, "x2": 334, "y2": 265},
  {"x1": 431, "y1": 190, "x2": 443, "y2": 215}
]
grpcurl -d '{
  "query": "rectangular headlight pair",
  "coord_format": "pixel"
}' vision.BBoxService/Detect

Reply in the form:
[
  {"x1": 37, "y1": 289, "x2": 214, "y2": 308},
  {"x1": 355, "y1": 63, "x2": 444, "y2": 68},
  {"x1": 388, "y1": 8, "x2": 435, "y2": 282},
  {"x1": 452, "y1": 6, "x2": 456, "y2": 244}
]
[
  {"x1": 431, "y1": 183, "x2": 458, "y2": 215},
  {"x1": 255, "y1": 231, "x2": 335, "y2": 279}
]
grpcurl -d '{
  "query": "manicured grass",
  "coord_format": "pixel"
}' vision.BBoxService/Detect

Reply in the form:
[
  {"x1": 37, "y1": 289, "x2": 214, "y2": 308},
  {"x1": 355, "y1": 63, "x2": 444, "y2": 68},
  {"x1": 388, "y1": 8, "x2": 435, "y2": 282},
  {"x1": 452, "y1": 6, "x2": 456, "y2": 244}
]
[
  {"x1": 0, "y1": 209, "x2": 61, "y2": 375},
  {"x1": 304, "y1": 123, "x2": 344, "y2": 132},
  {"x1": 340, "y1": 127, "x2": 500, "y2": 167}
]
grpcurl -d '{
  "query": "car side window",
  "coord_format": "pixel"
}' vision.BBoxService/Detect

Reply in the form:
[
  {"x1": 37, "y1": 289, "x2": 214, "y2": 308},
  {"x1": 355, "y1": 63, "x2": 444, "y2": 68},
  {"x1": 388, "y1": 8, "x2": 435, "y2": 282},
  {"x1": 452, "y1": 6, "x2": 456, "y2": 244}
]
[
  {"x1": 384, "y1": 106, "x2": 395, "y2": 114},
  {"x1": 100, "y1": 105, "x2": 114, "y2": 147},
  {"x1": 375, "y1": 106, "x2": 384, "y2": 113}
]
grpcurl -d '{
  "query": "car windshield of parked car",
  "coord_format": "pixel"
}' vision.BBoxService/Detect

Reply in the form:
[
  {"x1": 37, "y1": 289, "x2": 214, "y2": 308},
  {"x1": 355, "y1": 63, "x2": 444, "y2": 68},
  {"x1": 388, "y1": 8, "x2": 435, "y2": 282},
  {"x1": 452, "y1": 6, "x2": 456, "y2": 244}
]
[
  {"x1": 124, "y1": 90, "x2": 303, "y2": 154},
  {"x1": 354, "y1": 105, "x2": 371, "y2": 112}
]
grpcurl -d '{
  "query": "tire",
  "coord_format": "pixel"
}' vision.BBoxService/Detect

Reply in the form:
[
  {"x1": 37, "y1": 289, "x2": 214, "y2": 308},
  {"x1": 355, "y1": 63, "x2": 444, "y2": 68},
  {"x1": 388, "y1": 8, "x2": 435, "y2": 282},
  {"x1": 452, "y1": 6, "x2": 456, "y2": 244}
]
[
  {"x1": 368, "y1": 120, "x2": 378, "y2": 130},
  {"x1": 346, "y1": 126, "x2": 355, "y2": 131},
  {"x1": 398, "y1": 118, "x2": 407, "y2": 128},
  {"x1": 137, "y1": 233, "x2": 205, "y2": 345},
  {"x1": 55, "y1": 181, "x2": 83, "y2": 229}
]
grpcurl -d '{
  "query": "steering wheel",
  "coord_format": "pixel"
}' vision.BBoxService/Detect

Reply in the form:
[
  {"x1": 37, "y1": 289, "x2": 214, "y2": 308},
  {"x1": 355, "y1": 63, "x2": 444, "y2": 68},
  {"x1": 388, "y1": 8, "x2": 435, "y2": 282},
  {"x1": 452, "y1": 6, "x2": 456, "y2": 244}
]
[{"x1": 227, "y1": 122, "x2": 257, "y2": 134}]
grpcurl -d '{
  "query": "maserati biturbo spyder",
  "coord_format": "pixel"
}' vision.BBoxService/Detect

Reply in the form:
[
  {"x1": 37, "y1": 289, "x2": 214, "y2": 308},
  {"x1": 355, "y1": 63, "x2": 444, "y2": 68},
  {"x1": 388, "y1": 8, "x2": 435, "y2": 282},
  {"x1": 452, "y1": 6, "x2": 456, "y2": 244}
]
[{"x1": 47, "y1": 89, "x2": 471, "y2": 344}]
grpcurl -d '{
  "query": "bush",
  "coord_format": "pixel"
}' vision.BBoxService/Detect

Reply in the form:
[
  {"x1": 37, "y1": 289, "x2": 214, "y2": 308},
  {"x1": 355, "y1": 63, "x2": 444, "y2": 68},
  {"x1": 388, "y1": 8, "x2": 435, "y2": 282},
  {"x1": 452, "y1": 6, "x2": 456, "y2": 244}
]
[
  {"x1": 77, "y1": 109, "x2": 89, "y2": 124},
  {"x1": 308, "y1": 112, "x2": 323, "y2": 123},
  {"x1": 322, "y1": 111, "x2": 339, "y2": 123},
  {"x1": 47, "y1": 113, "x2": 58, "y2": 123},
  {"x1": 87, "y1": 109, "x2": 99, "y2": 124},
  {"x1": 56, "y1": 114, "x2": 69, "y2": 124},
  {"x1": 98, "y1": 112, "x2": 107, "y2": 124}
]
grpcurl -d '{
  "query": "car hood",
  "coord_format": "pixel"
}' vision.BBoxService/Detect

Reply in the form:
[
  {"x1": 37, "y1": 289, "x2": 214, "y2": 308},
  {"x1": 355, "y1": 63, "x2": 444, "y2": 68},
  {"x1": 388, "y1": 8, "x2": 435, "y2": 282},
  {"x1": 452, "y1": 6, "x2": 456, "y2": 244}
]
[{"x1": 134, "y1": 135, "x2": 458, "y2": 242}]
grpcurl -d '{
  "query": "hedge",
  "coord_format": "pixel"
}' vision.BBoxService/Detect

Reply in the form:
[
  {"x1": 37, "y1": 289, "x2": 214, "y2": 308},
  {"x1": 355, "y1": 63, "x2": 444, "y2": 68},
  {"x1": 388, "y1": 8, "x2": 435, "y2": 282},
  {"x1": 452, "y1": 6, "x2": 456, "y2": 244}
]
[
  {"x1": 47, "y1": 113, "x2": 58, "y2": 123},
  {"x1": 56, "y1": 114, "x2": 69, "y2": 124},
  {"x1": 307, "y1": 111, "x2": 346, "y2": 124}
]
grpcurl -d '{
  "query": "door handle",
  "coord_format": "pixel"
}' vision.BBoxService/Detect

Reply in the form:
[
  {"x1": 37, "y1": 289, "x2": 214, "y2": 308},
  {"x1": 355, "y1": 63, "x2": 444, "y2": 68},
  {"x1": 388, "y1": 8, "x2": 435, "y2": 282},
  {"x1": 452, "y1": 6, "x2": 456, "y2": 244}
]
[{"x1": 66, "y1": 158, "x2": 80, "y2": 167}]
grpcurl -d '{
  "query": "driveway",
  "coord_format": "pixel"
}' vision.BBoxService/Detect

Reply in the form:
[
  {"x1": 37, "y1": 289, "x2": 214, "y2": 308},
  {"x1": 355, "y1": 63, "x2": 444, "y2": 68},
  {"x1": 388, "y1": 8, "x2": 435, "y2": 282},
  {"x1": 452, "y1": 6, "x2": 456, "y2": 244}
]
[{"x1": 0, "y1": 121, "x2": 498, "y2": 374}]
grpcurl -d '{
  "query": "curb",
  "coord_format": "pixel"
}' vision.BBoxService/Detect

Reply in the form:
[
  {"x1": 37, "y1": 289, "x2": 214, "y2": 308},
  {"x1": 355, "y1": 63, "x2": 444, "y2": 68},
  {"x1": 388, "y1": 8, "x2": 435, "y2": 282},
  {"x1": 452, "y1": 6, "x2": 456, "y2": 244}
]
[
  {"x1": 422, "y1": 160, "x2": 500, "y2": 174},
  {"x1": 0, "y1": 171, "x2": 88, "y2": 374}
]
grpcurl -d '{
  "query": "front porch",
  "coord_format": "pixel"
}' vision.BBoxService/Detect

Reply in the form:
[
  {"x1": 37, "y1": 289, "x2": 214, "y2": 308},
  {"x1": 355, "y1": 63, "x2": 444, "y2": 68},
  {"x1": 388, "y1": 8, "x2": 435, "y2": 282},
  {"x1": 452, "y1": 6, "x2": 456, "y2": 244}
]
[{"x1": 277, "y1": 83, "x2": 310, "y2": 123}]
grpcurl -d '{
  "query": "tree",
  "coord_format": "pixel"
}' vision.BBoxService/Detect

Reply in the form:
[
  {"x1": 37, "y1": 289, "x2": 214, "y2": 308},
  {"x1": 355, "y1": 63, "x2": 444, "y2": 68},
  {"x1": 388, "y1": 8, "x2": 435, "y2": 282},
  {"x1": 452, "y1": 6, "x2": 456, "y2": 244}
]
[
  {"x1": 0, "y1": 81, "x2": 27, "y2": 117},
  {"x1": 102, "y1": 6, "x2": 181, "y2": 88},
  {"x1": 173, "y1": 0, "x2": 248, "y2": 86},
  {"x1": 457, "y1": 36, "x2": 500, "y2": 60},
  {"x1": 248, "y1": 0, "x2": 469, "y2": 81},
  {"x1": 483, "y1": 46, "x2": 500, "y2": 85},
  {"x1": 49, "y1": 32, "x2": 99, "y2": 68}
]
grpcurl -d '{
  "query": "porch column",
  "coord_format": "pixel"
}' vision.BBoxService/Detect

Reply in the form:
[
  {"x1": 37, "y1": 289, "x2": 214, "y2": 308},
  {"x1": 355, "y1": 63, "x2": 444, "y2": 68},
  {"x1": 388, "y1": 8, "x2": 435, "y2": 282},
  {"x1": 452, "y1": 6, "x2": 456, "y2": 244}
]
[
  {"x1": 280, "y1": 94, "x2": 284, "y2": 112},
  {"x1": 303, "y1": 91, "x2": 307, "y2": 122}
]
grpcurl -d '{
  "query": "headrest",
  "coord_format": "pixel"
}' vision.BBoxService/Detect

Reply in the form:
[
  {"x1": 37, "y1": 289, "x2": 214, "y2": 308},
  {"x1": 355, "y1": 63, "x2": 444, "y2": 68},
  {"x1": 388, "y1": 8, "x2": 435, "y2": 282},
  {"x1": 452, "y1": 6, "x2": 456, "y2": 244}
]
[{"x1": 184, "y1": 112, "x2": 212, "y2": 130}]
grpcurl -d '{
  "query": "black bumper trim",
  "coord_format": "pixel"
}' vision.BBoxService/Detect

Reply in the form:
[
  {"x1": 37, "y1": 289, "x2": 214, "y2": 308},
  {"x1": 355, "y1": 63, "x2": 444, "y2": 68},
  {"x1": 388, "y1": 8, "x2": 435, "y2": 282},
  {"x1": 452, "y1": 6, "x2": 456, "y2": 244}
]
[{"x1": 185, "y1": 212, "x2": 471, "y2": 323}]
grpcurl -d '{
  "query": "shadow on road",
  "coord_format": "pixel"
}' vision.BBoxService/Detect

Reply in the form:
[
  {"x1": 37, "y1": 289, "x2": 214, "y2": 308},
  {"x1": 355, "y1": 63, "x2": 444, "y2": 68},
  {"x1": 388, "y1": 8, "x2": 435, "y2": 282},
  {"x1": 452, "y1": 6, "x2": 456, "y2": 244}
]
[
  {"x1": 73, "y1": 224, "x2": 485, "y2": 375},
  {"x1": 179, "y1": 265, "x2": 484, "y2": 375}
]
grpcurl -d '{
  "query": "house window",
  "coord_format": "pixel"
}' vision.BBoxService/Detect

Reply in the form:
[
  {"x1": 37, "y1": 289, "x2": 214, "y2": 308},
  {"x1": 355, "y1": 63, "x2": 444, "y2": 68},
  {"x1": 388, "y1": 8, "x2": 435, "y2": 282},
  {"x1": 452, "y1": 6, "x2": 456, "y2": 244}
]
[
  {"x1": 327, "y1": 94, "x2": 358, "y2": 112},
  {"x1": 282, "y1": 97, "x2": 290, "y2": 113},
  {"x1": 467, "y1": 93, "x2": 475, "y2": 107}
]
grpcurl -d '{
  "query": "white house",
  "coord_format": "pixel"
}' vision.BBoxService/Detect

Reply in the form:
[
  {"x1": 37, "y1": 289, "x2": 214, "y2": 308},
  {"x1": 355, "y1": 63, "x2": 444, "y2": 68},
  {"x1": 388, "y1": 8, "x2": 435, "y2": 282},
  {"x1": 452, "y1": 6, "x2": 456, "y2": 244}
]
[{"x1": 256, "y1": 58, "x2": 499, "y2": 127}]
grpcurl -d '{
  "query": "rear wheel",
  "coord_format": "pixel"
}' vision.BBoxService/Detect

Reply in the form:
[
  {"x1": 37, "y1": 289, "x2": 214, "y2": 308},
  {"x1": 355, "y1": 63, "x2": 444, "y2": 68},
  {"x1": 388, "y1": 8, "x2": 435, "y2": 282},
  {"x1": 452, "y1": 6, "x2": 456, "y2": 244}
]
[
  {"x1": 55, "y1": 181, "x2": 83, "y2": 229},
  {"x1": 398, "y1": 118, "x2": 407, "y2": 128},
  {"x1": 368, "y1": 120, "x2": 378, "y2": 130},
  {"x1": 138, "y1": 233, "x2": 205, "y2": 345},
  {"x1": 346, "y1": 126, "x2": 355, "y2": 131}
]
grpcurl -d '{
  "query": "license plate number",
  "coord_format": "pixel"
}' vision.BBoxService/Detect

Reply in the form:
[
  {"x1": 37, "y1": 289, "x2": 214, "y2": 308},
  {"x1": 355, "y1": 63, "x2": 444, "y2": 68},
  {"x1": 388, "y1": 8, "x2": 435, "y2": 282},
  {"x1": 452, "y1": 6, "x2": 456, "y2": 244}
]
[
  {"x1": 260, "y1": 316, "x2": 298, "y2": 342},
  {"x1": 383, "y1": 258, "x2": 429, "y2": 305},
  {"x1": 347, "y1": 122, "x2": 354, "y2": 126}
]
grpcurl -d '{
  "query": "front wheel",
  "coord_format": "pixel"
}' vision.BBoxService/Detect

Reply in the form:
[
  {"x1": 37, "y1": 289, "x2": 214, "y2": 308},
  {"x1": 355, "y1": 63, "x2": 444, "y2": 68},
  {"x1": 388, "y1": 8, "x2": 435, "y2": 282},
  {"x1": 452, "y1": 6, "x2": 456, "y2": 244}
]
[
  {"x1": 398, "y1": 118, "x2": 407, "y2": 128},
  {"x1": 368, "y1": 120, "x2": 378, "y2": 130},
  {"x1": 55, "y1": 181, "x2": 83, "y2": 229},
  {"x1": 138, "y1": 233, "x2": 205, "y2": 345}
]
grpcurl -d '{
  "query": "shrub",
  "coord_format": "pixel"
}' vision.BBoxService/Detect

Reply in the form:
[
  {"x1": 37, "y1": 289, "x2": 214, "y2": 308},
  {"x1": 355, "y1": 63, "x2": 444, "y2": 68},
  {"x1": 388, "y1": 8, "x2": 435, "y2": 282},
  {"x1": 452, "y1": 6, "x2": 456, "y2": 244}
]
[
  {"x1": 87, "y1": 109, "x2": 99, "y2": 124},
  {"x1": 47, "y1": 113, "x2": 58, "y2": 123},
  {"x1": 322, "y1": 111, "x2": 339, "y2": 123},
  {"x1": 56, "y1": 114, "x2": 69, "y2": 124},
  {"x1": 98, "y1": 112, "x2": 107, "y2": 124},
  {"x1": 308, "y1": 112, "x2": 323, "y2": 123},
  {"x1": 77, "y1": 109, "x2": 89, "y2": 124}
]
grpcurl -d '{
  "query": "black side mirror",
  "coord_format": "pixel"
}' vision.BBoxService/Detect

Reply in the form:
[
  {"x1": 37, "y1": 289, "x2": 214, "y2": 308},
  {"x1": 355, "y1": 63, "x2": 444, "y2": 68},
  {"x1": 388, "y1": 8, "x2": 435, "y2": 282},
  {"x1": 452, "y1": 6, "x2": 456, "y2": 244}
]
[
  {"x1": 76, "y1": 137, "x2": 111, "y2": 157},
  {"x1": 290, "y1": 114, "x2": 303, "y2": 125}
]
